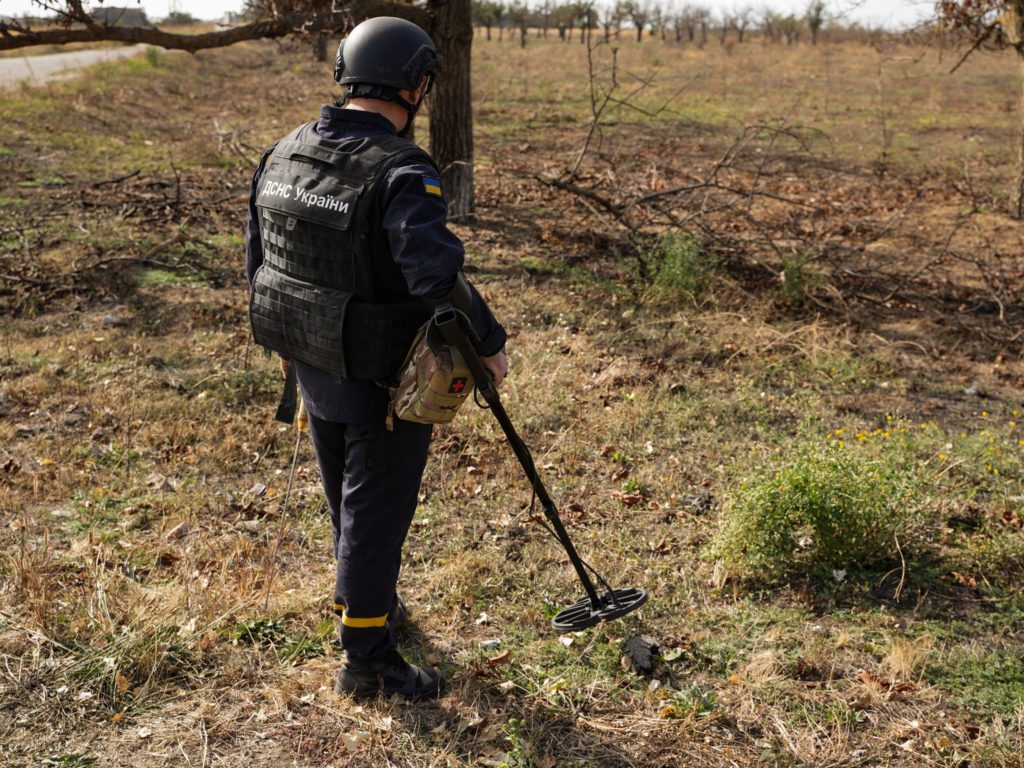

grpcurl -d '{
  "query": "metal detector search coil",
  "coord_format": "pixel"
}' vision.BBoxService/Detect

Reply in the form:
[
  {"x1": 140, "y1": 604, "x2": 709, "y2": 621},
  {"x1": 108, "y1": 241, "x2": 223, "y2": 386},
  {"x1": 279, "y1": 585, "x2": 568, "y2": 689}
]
[{"x1": 433, "y1": 306, "x2": 649, "y2": 633}]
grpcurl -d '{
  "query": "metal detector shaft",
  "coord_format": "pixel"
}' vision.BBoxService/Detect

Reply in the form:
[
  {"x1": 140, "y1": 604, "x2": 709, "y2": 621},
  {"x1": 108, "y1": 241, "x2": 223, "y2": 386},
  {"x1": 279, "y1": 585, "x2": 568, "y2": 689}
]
[{"x1": 435, "y1": 308, "x2": 602, "y2": 607}]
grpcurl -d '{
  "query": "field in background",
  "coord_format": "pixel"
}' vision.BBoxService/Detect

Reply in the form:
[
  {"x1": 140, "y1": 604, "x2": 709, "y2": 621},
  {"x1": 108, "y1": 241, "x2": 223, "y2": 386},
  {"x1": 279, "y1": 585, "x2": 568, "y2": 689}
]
[{"x1": 1, "y1": 35, "x2": 1023, "y2": 767}]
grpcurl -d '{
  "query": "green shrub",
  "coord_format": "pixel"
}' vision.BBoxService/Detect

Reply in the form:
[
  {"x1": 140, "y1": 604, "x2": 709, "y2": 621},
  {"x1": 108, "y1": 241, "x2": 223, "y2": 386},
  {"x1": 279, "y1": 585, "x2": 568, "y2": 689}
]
[
  {"x1": 642, "y1": 231, "x2": 715, "y2": 302},
  {"x1": 709, "y1": 441, "x2": 923, "y2": 582},
  {"x1": 778, "y1": 252, "x2": 820, "y2": 305}
]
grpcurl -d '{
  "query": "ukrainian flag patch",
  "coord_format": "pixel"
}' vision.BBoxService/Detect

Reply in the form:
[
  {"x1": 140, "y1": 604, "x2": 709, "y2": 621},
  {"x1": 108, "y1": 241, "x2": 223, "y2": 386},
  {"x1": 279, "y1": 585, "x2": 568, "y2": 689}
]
[{"x1": 423, "y1": 175, "x2": 443, "y2": 197}]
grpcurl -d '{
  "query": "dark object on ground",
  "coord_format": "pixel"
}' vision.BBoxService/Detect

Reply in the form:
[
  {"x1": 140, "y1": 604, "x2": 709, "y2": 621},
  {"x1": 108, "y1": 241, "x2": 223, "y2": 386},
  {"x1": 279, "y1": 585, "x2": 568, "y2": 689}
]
[
  {"x1": 682, "y1": 490, "x2": 715, "y2": 515},
  {"x1": 435, "y1": 307, "x2": 649, "y2": 632},
  {"x1": 622, "y1": 635, "x2": 660, "y2": 675},
  {"x1": 335, "y1": 648, "x2": 444, "y2": 701}
]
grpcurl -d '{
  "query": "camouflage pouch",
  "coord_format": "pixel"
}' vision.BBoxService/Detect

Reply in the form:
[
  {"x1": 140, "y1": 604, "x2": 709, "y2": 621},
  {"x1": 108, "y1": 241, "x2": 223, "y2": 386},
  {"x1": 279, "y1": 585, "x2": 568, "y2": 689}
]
[{"x1": 387, "y1": 323, "x2": 474, "y2": 429}]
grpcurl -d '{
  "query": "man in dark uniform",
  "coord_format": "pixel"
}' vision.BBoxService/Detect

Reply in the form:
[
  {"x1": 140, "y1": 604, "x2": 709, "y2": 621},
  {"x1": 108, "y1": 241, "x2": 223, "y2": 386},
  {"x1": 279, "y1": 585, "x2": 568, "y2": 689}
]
[{"x1": 245, "y1": 16, "x2": 508, "y2": 700}]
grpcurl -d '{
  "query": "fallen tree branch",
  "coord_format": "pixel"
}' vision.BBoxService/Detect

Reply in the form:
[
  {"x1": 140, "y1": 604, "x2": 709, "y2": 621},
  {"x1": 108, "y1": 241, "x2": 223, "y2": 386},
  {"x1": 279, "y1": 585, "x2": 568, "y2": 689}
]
[
  {"x1": 0, "y1": 272, "x2": 48, "y2": 287},
  {"x1": 0, "y1": 18, "x2": 296, "y2": 53},
  {"x1": 72, "y1": 256, "x2": 199, "y2": 274},
  {"x1": 90, "y1": 169, "x2": 141, "y2": 188}
]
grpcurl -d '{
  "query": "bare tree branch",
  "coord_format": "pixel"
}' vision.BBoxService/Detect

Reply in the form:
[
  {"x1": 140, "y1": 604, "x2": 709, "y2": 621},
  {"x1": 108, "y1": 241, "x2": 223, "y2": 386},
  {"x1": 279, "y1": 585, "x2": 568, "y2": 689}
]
[{"x1": 0, "y1": 17, "x2": 297, "y2": 52}]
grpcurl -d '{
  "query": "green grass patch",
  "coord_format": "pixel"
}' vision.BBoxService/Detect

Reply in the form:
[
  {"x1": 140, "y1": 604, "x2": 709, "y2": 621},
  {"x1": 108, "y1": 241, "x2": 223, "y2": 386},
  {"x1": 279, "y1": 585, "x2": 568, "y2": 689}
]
[
  {"x1": 929, "y1": 646, "x2": 1024, "y2": 719},
  {"x1": 232, "y1": 616, "x2": 286, "y2": 646},
  {"x1": 709, "y1": 437, "x2": 923, "y2": 582},
  {"x1": 134, "y1": 268, "x2": 195, "y2": 288},
  {"x1": 711, "y1": 416, "x2": 1024, "y2": 589},
  {"x1": 641, "y1": 231, "x2": 717, "y2": 304},
  {"x1": 68, "y1": 624, "x2": 196, "y2": 709},
  {"x1": 232, "y1": 616, "x2": 335, "y2": 664}
]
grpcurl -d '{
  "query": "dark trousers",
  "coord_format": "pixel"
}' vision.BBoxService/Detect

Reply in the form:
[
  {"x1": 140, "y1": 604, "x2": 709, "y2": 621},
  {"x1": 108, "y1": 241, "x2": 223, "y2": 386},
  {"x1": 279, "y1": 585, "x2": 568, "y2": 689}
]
[{"x1": 307, "y1": 410, "x2": 433, "y2": 657}]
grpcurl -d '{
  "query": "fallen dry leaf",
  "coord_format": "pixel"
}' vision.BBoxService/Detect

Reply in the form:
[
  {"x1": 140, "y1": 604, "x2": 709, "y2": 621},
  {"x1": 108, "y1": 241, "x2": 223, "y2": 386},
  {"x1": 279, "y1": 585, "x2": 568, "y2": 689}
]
[
  {"x1": 343, "y1": 730, "x2": 371, "y2": 754},
  {"x1": 486, "y1": 650, "x2": 511, "y2": 667},
  {"x1": 164, "y1": 521, "x2": 189, "y2": 541},
  {"x1": 944, "y1": 571, "x2": 978, "y2": 589},
  {"x1": 856, "y1": 669, "x2": 915, "y2": 693}
]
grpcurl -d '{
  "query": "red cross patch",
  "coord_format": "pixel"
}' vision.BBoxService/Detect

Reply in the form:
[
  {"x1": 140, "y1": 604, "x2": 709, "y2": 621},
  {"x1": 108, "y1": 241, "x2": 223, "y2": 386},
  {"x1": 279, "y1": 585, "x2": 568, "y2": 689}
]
[{"x1": 448, "y1": 377, "x2": 468, "y2": 394}]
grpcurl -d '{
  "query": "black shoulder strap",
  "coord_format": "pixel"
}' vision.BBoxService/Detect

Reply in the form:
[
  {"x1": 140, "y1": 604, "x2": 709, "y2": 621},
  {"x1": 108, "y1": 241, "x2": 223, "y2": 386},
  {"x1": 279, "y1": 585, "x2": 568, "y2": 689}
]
[{"x1": 271, "y1": 128, "x2": 437, "y2": 181}]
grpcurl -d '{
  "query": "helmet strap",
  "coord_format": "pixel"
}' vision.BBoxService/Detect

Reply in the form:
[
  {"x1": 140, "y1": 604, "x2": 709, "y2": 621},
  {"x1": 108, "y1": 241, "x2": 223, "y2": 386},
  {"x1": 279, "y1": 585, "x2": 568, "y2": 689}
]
[{"x1": 394, "y1": 91, "x2": 425, "y2": 139}]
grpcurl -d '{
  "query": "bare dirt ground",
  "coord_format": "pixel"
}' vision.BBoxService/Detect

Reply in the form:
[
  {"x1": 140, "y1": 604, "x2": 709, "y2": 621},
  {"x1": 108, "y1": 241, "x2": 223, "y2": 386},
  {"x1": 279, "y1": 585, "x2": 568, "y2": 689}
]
[{"x1": 0, "y1": 35, "x2": 1023, "y2": 768}]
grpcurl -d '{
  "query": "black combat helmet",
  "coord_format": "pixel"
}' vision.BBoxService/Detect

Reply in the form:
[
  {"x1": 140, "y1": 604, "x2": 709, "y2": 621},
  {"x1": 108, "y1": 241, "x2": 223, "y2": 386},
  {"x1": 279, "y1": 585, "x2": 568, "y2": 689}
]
[
  {"x1": 333, "y1": 17, "x2": 441, "y2": 136},
  {"x1": 334, "y1": 16, "x2": 442, "y2": 94}
]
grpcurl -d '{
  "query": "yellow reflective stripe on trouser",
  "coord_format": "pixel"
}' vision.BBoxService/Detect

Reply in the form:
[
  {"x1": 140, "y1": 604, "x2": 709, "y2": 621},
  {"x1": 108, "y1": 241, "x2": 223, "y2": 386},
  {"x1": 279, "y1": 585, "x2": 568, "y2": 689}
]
[
  {"x1": 341, "y1": 611, "x2": 388, "y2": 628},
  {"x1": 333, "y1": 602, "x2": 346, "y2": 615}
]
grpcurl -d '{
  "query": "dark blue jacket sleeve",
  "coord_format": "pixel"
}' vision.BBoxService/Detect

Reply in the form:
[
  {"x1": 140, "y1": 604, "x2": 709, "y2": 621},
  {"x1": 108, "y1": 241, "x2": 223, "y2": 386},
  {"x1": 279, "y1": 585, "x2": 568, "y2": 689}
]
[
  {"x1": 245, "y1": 145, "x2": 277, "y2": 286},
  {"x1": 380, "y1": 162, "x2": 507, "y2": 357}
]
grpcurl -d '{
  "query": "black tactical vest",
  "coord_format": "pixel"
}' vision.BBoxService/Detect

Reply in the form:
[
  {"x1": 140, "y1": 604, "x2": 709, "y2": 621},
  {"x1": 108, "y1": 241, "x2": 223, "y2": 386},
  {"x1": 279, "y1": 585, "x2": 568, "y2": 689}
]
[{"x1": 249, "y1": 122, "x2": 437, "y2": 381}]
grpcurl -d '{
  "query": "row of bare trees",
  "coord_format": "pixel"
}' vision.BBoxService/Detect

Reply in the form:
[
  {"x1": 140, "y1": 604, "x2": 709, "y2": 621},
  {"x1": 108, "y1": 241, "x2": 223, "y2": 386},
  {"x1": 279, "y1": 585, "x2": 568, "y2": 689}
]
[
  {"x1": 3, "y1": 0, "x2": 1024, "y2": 216},
  {"x1": 471, "y1": 0, "x2": 842, "y2": 47}
]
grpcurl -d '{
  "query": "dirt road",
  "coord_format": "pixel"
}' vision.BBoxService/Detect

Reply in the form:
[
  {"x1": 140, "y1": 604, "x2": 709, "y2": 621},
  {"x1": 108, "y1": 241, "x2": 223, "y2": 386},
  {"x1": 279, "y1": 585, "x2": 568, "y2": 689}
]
[{"x1": 0, "y1": 44, "x2": 147, "y2": 88}]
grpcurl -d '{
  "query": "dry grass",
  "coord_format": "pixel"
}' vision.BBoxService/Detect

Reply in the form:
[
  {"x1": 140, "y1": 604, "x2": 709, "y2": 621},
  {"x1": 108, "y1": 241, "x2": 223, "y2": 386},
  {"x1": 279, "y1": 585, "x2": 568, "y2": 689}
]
[{"x1": 0, "y1": 35, "x2": 1023, "y2": 768}]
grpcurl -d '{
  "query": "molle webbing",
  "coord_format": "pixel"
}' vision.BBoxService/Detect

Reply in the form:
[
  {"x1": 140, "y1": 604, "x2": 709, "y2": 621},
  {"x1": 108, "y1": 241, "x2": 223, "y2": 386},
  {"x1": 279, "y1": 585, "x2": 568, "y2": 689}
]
[{"x1": 250, "y1": 279, "x2": 432, "y2": 380}]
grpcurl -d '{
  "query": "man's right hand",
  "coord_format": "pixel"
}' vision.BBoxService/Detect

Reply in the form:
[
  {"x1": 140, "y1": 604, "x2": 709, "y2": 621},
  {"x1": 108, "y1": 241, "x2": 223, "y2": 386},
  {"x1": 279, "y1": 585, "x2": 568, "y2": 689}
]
[{"x1": 480, "y1": 350, "x2": 508, "y2": 389}]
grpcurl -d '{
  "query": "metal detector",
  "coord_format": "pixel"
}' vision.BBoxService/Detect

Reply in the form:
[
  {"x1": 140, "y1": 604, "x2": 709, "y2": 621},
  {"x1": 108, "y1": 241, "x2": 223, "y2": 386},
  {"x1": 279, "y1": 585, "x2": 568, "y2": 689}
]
[{"x1": 433, "y1": 307, "x2": 648, "y2": 633}]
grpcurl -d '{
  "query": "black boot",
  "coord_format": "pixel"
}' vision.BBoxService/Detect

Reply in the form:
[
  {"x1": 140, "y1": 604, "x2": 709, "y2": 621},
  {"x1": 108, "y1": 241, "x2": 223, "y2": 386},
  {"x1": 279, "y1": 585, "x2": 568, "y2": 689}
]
[
  {"x1": 388, "y1": 594, "x2": 408, "y2": 629},
  {"x1": 335, "y1": 648, "x2": 444, "y2": 701}
]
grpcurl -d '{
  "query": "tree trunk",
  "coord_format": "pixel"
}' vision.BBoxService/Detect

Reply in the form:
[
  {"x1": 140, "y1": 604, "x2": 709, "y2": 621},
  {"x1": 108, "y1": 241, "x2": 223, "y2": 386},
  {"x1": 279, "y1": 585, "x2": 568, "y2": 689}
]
[
  {"x1": 312, "y1": 32, "x2": 327, "y2": 62},
  {"x1": 429, "y1": 0, "x2": 474, "y2": 218},
  {"x1": 1016, "y1": 51, "x2": 1024, "y2": 218}
]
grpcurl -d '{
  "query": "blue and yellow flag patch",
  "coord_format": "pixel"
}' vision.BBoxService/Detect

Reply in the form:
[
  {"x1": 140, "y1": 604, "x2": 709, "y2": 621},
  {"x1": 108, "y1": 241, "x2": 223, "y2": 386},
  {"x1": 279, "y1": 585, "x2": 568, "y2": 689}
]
[{"x1": 423, "y1": 175, "x2": 443, "y2": 197}]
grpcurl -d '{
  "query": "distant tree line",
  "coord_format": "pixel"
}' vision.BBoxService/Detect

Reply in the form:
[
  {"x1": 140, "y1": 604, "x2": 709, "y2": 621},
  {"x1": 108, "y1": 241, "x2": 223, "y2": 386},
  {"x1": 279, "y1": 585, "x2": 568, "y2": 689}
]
[{"x1": 470, "y1": 0, "x2": 919, "y2": 47}]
